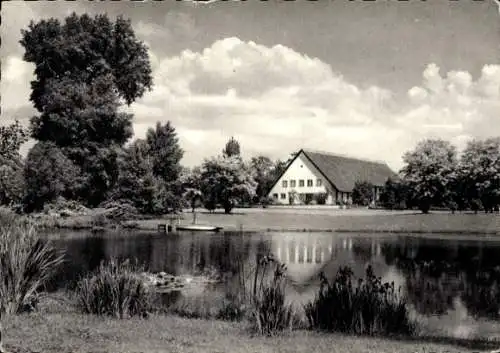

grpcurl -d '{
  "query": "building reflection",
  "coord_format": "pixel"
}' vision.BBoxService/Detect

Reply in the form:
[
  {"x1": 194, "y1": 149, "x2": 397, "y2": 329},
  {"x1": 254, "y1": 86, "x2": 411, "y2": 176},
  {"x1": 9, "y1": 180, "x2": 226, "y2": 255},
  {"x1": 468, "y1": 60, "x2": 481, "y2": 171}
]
[{"x1": 269, "y1": 234, "x2": 384, "y2": 283}]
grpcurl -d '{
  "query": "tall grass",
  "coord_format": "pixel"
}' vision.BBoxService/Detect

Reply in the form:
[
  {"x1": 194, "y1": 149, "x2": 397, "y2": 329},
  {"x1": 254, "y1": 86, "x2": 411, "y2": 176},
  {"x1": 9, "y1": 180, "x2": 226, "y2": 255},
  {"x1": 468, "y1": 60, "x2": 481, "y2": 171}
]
[
  {"x1": 250, "y1": 255, "x2": 297, "y2": 336},
  {"x1": 75, "y1": 259, "x2": 153, "y2": 319},
  {"x1": 304, "y1": 265, "x2": 417, "y2": 337},
  {"x1": 0, "y1": 216, "x2": 65, "y2": 315}
]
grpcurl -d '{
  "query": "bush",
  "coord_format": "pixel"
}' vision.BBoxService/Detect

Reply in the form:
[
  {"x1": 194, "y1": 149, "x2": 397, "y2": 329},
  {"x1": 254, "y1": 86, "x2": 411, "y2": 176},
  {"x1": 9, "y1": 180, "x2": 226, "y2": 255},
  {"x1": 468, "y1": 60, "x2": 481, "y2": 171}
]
[
  {"x1": 75, "y1": 259, "x2": 153, "y2": 319},
  {"x1": 352, "y1": 181, "x2": 374, "y2": 206},
  {"x1": 315, "y1": 193, "x2": 328, "y2": 205},
  {"x1": 250, "y1": 257, "x2": 296, "y2": 336},
  {"x1": 91, "y1": 213, "x2": 109, "y2": 228},
  {"x1": 99, "y1": 201, "x2": 140, "y2": 221},
  {"x1": 216, "y1": 294, "x2": 247, "y2": 321},
  {"x1": 304, "y1": 266, "x2": 416, "y2": 337},
  {"x1": 23, "y1": 142, "x2": 80, "y2": 212},
  {"x1": 0, "y1": 219, "x2": 65, "y2": 315}
]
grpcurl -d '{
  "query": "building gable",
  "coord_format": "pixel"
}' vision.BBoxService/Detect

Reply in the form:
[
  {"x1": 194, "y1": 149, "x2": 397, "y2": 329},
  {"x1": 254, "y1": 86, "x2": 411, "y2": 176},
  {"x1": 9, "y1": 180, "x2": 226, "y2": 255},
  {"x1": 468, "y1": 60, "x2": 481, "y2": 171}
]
[{"x1": 267, "y1": 151, "x2": 332, "y2": 199}]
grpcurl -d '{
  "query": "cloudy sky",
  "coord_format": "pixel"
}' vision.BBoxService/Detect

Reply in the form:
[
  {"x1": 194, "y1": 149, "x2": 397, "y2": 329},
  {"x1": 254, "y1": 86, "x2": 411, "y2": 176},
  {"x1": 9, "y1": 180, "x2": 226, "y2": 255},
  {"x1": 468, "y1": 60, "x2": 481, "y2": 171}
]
[{"x1": 2, "y1": 0, "x2": 499, "y2": 171}]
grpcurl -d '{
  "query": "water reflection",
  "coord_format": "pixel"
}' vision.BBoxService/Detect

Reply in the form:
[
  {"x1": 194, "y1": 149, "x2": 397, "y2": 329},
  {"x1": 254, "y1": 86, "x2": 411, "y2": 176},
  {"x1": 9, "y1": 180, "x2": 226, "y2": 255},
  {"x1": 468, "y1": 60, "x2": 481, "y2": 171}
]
[{"x1": 50, "y1": 231, "x2": 500, "y2": 321}]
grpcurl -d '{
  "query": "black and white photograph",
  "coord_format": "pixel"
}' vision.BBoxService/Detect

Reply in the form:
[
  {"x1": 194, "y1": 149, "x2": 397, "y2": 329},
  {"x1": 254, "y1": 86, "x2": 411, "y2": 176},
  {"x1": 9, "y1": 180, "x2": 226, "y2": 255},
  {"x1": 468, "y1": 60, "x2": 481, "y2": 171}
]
[{"x1": 1, "y1": 0, "x2": 500, "y2": 352}]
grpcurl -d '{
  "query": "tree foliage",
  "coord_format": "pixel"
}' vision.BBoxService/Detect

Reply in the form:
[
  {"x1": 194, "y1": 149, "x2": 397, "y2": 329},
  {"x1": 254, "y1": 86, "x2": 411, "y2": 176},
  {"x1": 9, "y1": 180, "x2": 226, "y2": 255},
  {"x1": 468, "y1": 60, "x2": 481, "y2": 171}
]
[
  {"x1": 222, "y1": 137, "x2": 241, "y2": 158},
  {"x1": 112, "y1": 140, "x2": 156, "y2": 213},
  {"x1": 112, "y1": 136, "x2": 184, "y2": 215},
  {"x1": 458, "y1": 138, "x2": 500, "y2": 213},
  {"x1": 400, "y1": 139, "x2": 457, "y2": 213},
  {"x1": 145, "y1": 122, "x2": 184, "y2": 183},
  {"x1": 249, "y1": 155, "x2": 275, "y2": 203},
  {"x1": 20, "y1": 13, "x2": 153, "y2": 110},
  {"x1": 0, "y1": 121, "x2": 29, "y2": 205},
  {"x1": 24, "y1": 142, "x2": 80, "y2": 211},
  {"x1": 200, "y1": 155, "x2": 256, "y2": 214},
  {"x1": 0, "y1": 120, "x2": 29, "y2": 163},
  {"x1": 379, "y1": 178, "x2": 409, "y2": 210},
  {"x1": 180, "y1": 167, "x2": 203, "y2": 212},
  {"x1": 352, "y1": 181, "x2": 374, "y2": 206},
  {"x1": 20, "y1": 13, "x2": 153, "y2": 209}
]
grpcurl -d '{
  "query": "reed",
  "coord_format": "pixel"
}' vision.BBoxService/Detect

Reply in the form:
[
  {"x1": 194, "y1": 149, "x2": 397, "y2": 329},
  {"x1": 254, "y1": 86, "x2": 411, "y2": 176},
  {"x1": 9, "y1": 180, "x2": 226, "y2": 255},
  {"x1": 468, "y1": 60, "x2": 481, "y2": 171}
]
[
  {"x1": 250, "y1": 255, "x2": 297, "y2": 336},
  {"x1": 75, "y1": 259, "x2": 153, "y2": 319},
  {"x1": 304, "y1": 265, "x2": 417, "y2": 337},
  {"x1": 0, "y1": 218, "x2": 65, "y2": 315}
]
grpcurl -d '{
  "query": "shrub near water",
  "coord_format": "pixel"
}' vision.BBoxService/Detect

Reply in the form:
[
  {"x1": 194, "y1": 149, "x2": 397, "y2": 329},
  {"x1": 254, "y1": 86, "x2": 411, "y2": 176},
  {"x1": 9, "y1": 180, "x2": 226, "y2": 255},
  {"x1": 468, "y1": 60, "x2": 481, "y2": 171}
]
[
  {"x1": 250, "y1": 256, "x2": 297, "y2": 336},
  {"x1": 305, "y1": 266, "x2": 416, "y2": 336},
  {"x1": 0, "y1": 217, "x2": 64, "y2": 315},
  {"x1": 75, "y1": 259, "x2": 153, "y2": 319}
]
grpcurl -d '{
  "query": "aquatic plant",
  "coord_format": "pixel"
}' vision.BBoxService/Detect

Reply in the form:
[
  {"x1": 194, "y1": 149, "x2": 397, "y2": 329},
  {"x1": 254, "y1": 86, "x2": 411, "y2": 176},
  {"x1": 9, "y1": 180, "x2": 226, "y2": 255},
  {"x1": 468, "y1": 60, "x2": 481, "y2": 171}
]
[
  {"x1": 0, "y1": 218, "x2": 65, "y2": 315},
  {"x1": 250, "y1": 255, "x2": 297, "y2": 336},
  {"x1": 75, "y1": 259, "x2": 153, "y2": 319},
  {"x1": 304, "y1": 265, "x2": 417, "y2": 336}
]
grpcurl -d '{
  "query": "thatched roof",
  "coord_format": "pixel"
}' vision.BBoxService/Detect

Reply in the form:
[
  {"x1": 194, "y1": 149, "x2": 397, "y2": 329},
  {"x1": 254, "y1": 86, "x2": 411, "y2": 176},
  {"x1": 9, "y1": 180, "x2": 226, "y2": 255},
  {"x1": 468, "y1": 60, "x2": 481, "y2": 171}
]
[{"x1": 301, "y1": 149, "x2": 397, "y2": 192}]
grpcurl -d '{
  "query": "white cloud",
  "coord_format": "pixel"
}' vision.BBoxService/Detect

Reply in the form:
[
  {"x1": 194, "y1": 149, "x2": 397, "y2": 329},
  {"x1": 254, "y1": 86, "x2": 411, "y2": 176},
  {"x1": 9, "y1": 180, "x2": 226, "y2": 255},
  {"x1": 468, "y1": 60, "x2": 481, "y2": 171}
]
[
  {"x1": 1, "y1": 56, "x2": 34, "y2": 111},
  {"x1": 128, "y1": 38, "x2": 499, "y2": 171},
  {"x1": 2, "y1": 30, "x2": 498, "y2": 173}
]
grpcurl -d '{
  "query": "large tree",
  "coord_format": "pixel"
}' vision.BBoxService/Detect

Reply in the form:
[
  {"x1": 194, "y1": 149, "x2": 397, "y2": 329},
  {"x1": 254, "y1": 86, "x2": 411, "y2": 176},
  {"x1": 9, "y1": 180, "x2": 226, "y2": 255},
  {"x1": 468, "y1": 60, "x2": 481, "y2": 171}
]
[
  {"x1": 112, "y1": 140, "x2": 156, "y2": 213},
  {"x1": 459, "y1": 138, "x2": 500, "y2": 213},
  {"x1": 112, "y1": 135, "x2": 184, "y2": 215},
  {"x1": 145, "y1": 121, "x2": 184, "y2": 183},
  {"x1": 20, "y1": 13, "x2": 153, "y2": 208},
  {"x1": 400, "y1": 139, "x2": 457, "y2": 213},
  {"x1": 200, "y1": 155, "x2": 256, "y2": 214}
]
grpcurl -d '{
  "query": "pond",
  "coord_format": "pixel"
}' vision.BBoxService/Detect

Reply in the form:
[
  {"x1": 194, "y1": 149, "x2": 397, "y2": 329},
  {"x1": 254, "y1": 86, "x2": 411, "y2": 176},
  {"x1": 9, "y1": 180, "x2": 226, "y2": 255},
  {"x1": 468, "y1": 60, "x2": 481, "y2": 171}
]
[{"x1": 48, "y1": 230, "x2": 500, "y2": 338}]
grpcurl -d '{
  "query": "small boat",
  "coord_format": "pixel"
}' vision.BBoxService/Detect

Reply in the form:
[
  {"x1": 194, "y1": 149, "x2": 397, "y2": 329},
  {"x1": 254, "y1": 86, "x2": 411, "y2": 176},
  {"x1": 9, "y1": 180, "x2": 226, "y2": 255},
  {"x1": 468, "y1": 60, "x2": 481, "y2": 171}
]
[{"x1": 176, "y1": 225, "x2": 223, "y2": 232}]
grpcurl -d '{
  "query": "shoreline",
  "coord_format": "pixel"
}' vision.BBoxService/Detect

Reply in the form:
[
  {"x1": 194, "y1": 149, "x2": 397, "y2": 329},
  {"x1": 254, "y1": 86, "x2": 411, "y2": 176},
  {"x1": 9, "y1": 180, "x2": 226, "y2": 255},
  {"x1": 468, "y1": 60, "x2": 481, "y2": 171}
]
[{"x1": 10, "y1": 207, "x2": 500, "y2": 238}]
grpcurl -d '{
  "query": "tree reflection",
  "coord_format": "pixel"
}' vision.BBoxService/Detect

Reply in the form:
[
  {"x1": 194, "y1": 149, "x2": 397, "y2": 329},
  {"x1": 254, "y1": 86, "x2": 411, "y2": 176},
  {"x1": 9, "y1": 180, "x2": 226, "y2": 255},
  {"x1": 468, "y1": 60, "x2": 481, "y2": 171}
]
[{"x1": 382, "y1": 240, "x2": 500, "y2": 319}]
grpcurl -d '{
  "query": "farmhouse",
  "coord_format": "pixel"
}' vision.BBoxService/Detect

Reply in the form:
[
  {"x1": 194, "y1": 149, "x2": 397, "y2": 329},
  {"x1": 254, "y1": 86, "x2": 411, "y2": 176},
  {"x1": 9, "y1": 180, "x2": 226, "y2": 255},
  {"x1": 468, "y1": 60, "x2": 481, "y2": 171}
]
[{"x1": 267, "y1": 149, "x2": 397, "y2": 206}]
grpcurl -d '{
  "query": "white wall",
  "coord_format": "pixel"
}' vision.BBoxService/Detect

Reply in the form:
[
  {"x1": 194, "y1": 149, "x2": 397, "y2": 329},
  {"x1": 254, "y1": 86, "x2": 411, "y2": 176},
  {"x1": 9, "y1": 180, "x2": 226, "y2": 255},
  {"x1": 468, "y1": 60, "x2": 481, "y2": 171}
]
[{"x1": 268, "y1": 153, "x2": 331, "y2": 205}]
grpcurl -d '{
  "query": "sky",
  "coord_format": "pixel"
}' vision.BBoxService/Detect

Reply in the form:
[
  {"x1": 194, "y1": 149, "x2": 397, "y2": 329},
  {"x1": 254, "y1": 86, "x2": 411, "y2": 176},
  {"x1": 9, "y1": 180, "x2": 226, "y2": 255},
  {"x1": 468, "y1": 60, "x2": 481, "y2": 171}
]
[{"x1": 1, "y1": 0, "x2": 499, "y2": 171}]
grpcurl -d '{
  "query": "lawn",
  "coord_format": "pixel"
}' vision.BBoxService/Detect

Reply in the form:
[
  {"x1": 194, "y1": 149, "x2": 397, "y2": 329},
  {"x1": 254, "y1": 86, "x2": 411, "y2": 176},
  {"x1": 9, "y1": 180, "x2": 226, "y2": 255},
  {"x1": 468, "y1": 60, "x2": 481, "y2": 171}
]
[
  {"x1": 3, "y1": 311, "x2": 497, "y2": 353},
  {"x1": 137, "y1": 208, "x2": 500, "y2": 235}
]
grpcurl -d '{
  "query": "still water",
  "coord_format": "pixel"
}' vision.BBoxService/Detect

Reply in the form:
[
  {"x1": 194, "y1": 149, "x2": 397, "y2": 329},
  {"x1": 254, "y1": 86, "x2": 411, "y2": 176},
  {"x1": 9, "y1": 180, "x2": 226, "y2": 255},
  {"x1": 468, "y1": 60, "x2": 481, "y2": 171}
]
[{"x1": 49, "y1": 230, "x2": 500, "y2": 333}]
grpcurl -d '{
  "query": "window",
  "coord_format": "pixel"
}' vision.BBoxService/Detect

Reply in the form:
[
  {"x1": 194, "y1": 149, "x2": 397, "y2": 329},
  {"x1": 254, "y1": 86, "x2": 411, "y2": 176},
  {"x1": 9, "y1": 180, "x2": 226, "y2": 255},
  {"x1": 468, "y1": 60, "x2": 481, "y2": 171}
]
[
  {"x1": 307, "y1": 179, "x2": 313, "y2": 187},
  {"x1": 273, "y1": 193, "x2": 278, "y2": 199},
  {"x1": 316, "y1": 179, "x2": 322, "y2": 187},
  {"x1": 299, "y1": 179, "x2": 304, "y2": 187},
  {"x1": 290, "y1": 180, "x2": 296, "y2": 188},
  {"x1": 280, "y1": 193, "x2": 286, "y2": 199},
  {"x1": 282, "y1": 180, "x2": 288, "y2": 188}
]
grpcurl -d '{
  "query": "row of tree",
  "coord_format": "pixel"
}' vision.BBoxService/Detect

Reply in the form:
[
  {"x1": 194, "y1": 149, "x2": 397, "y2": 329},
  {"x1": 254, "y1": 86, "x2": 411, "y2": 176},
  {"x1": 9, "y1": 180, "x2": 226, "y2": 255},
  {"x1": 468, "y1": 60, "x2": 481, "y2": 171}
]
[{"x1": 378, "y1": 138, "x2": 500, "y2": 213}]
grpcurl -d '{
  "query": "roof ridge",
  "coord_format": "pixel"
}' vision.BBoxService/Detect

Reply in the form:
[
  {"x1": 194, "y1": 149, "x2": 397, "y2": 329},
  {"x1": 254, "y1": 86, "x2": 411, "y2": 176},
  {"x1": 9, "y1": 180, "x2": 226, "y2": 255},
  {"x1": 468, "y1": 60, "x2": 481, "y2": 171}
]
[{"x1": 302, "y1": 148, "x2": 388, "y2": 166}]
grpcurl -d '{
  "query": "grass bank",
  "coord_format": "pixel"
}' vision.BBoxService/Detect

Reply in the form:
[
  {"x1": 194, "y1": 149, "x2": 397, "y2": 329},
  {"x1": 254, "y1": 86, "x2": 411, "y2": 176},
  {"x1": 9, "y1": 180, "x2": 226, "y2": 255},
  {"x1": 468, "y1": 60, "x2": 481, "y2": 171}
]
[
  {"x1": 136, "y1": 208, "x2": 500, "y2": 235},
  {"x1": 6, "y1": 206, "x2": 500, "y2": 236},
  {"x1": 3, "y1": 308, "x2": 498, "y2": 353}
]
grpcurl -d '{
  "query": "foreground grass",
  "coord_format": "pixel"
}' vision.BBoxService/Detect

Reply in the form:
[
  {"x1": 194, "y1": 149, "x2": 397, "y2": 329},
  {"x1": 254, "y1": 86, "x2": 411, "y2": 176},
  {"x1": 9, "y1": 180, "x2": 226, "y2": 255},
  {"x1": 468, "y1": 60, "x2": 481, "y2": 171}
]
[{"x1": 3, "y1": 310, "x2": 495, "y2": 353}]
